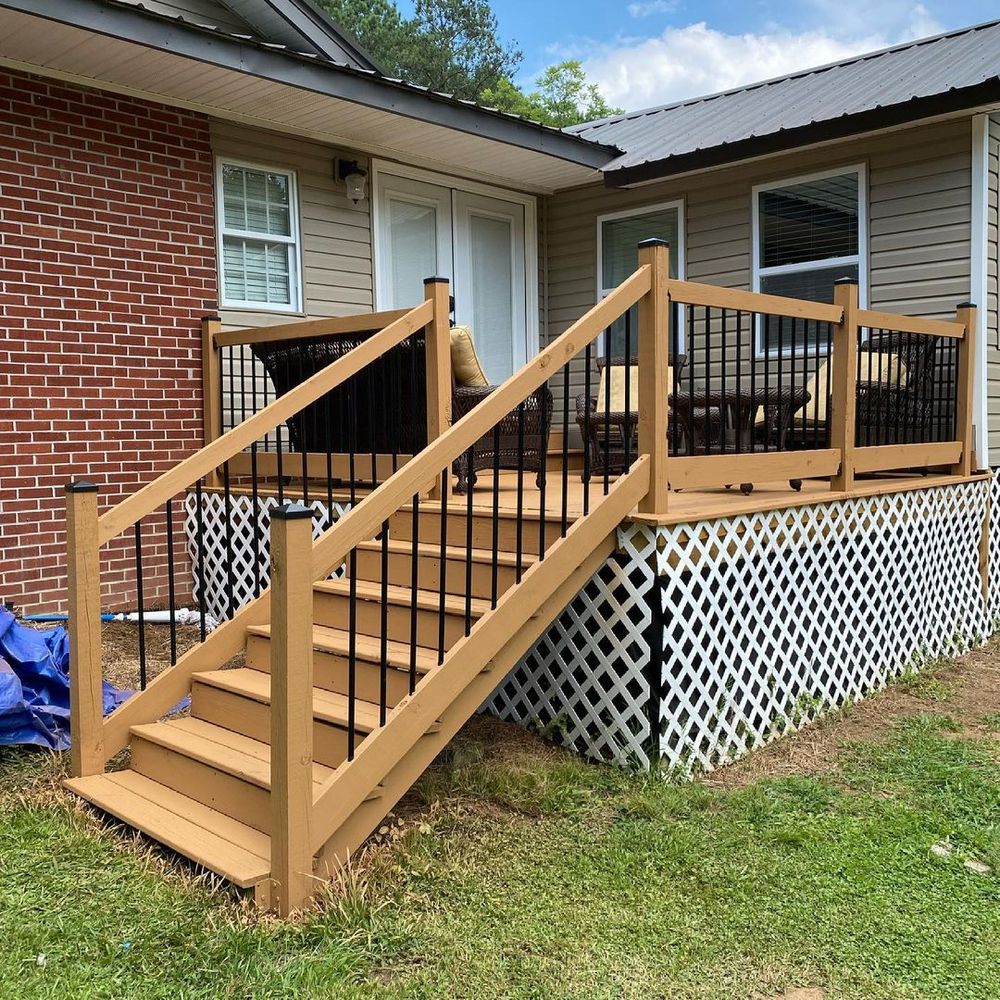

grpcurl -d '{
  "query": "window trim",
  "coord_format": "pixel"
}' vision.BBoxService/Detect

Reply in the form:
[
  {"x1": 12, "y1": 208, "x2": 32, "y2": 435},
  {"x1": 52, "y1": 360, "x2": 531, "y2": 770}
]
[
  {"x1": 596, "y1": 199, "x2": 686, "y2": 352},
  {"x1": 215, "y1": 157, "x2": 303, "y2": 314},
  {"x1": 751, "y1": 163, "x2": 868, "y2": 357}
]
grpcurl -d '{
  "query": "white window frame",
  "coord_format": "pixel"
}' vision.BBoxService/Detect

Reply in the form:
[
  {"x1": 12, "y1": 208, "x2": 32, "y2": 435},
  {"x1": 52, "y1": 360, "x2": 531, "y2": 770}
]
[
  {"x1": 752, "y1": 163, "x2": 868, "y2": 357},
  {"x1": 596, "y1": 199, "x2": 686, "y2": 352},
  {"x1": 215, "y1": 157, "x2": 303, "y2": 314},
  {"x1": 370, "y1": 160, "x2": 539, "y2": 365}
]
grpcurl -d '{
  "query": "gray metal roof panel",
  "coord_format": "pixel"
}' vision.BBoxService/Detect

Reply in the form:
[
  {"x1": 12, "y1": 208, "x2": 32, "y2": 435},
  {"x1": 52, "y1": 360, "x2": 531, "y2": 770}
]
[{"x1": 572, "y1": 19, "x2": 1000, "y2": 175}]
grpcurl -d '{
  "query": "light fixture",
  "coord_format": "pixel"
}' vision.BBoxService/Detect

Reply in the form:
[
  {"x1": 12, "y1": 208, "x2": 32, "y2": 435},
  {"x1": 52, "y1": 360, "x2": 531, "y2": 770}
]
[{"x1": 336, "y1": 158, "x2": 368, "y2": 206}]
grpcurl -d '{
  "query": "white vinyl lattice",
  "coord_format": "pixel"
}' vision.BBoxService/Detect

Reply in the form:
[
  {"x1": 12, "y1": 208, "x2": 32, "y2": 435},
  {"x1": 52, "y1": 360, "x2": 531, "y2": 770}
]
[
  {"x1": 491, "y1": 478, "x2": 995, "y2": 772},
  {"x1": 182, "y1": 492, "x2": 348, "y2": 622}
]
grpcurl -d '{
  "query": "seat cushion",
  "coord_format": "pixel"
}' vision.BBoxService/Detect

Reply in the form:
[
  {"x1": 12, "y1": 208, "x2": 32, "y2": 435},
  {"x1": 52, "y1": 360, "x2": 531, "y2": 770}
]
[
  {"x1": 595, "y1": 364, "x2": 674, "y2": 412},
  {"x1": 450, "y1": 326, "x2": 490, "y2": 387}
]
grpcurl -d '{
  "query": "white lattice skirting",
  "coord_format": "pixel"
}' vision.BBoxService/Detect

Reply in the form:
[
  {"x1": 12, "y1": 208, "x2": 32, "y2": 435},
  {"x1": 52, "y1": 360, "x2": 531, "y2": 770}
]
[{"x1": 489, "y1": 476, "x2": 998, "y2": 772}]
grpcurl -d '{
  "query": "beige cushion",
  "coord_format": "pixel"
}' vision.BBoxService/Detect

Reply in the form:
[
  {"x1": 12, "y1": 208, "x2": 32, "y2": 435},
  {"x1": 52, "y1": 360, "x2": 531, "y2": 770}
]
[
  {"x1": 450, "y1": 326, "x2": 489, "y2": 387},
  {"x1": 754, "y1": 351, "x2": 907, "y2": 426},
  {"x1": 595, "y1": 364, "x2": 674, "y2": 411}
]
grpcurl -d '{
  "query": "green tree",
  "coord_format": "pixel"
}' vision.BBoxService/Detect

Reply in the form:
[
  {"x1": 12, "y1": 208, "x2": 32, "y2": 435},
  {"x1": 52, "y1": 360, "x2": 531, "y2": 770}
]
[{"x1": 481, "y1": 60, "x2": 622, "y2": 127}]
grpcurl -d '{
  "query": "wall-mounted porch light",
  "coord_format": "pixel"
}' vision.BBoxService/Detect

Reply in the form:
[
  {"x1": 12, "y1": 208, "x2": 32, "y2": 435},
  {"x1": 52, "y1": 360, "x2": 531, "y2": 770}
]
[{"x1": 335, "y1": 158, "x2": 368, "y2": 206}]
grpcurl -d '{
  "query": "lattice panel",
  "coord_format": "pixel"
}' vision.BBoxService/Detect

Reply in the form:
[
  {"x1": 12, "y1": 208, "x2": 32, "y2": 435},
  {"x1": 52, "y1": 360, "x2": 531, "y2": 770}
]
[
  {"x1": 182, "y1": 492, "x2": 348, "y2": 622},
  {"x1": 486, "y1": 523, "x2": 658, "y2": 767},
  {"x1": 986, "y1": 469, "x2": 1000, "y2": 627}
]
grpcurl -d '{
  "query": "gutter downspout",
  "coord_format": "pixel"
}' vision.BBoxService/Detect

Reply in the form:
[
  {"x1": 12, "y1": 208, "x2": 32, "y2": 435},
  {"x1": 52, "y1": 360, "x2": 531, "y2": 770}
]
[{"x1": 971, "y1": 113, "x2": 990, "y2": 469}]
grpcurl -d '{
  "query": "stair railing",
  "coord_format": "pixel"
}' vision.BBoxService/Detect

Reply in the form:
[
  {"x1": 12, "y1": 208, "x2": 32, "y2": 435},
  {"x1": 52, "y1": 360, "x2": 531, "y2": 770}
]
[{"x1": 65, "y1": 297, "x2": 447, "y2": 776}]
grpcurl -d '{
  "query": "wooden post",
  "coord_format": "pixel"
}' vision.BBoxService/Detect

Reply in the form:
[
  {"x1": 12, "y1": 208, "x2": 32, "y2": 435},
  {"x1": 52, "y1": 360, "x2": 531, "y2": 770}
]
[
  {"x1": 830, "y1": 279, "x2": 859, "y2": 493},
  {"x1": 269, "y1": 503, "x2": 315, "y2": 916},
  {"x1": 637, "y1": 239, "x2": 670, "y2": 516},
  {"x1": 953, "y1": 302, "x2": 977, "y2": 477},
  {"x1": 202, "y1": 315, "x2": 223, "y2": 488},
  {"x1": 423, "y1": 278, "x2": 452, "y2": 500},
  {"x1": 65, "y1": 482, "x2": 104, "y2": 777}
]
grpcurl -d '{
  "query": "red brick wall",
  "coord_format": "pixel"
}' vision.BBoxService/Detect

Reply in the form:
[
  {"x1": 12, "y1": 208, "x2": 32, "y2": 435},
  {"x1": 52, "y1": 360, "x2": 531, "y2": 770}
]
[{"x1": 0, "y1": 70, "x2": 217, "y2": 613}]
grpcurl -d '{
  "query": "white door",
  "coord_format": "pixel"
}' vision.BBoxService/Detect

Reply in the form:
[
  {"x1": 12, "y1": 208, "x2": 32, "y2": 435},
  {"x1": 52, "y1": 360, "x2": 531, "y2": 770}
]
[{"x1": 375, "y1": 175, "x2": 453, "y2": 308}]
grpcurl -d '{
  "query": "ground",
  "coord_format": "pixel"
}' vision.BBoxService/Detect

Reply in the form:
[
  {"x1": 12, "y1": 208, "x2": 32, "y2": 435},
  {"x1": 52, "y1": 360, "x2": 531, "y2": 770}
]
[{"x1": 2, "y1": 634, "x2": 999, "y2": 999}]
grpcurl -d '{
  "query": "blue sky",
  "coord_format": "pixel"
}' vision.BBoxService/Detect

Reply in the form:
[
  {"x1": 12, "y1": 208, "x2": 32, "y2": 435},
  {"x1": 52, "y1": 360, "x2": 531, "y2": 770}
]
[{"x1": 408, "y1": 0, "x2": 997, "y2": 111}]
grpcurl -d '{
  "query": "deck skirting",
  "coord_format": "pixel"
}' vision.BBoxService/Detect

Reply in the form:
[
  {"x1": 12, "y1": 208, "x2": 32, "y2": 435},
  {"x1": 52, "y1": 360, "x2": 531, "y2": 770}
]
[{"x1": 487, "y1": 474, "x2": 999, "y2": 772}]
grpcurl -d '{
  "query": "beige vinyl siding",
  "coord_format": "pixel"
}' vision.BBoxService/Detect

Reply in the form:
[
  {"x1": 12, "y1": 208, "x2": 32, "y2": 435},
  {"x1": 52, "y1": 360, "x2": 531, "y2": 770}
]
[
  {"x1": 544, "y1": 118, "x2": 974, "y2": 417},
  {"x1": 986, "y1": 115, "x2": 1000, "y2": 465}
]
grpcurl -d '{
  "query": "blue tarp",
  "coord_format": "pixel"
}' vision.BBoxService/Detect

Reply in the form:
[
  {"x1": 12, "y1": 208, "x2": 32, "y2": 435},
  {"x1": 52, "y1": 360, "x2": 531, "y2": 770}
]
[{"x1": 0, "y1": 607, "x2": 130, "y2": 750}]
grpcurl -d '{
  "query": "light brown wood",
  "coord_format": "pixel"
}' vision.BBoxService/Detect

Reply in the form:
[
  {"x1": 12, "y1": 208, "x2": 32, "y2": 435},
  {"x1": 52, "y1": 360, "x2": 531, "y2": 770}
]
[
  {"x1": 202, "y1": 316, "x2": 223, "y2": 488},
  {"x1": 98, "y1": 300, "x2": 432, "y2": 546},
  {"x1": 227, "y1": 450, "x2": 413, "y2": 483},
  {"x1": 830, "y1": 281, "x2": 859, "y2": 492},
  {"x1": 668, "y1": 449, "x2": 841, "y2": 490},
  {"x1": 852, "y1": 441, "x2": 961, "y2": 474},
  {"x1": 637, "y1": 241, "x2": 670, "y2": 515},
  {"x1": 214, "y1": 309, "x2": 411, "y2": 348},
  {"x1": 269, "y1": 508, "x2": 316, "y2": 916},
  {"x1": 308, "y1": 266, "x2": 651, "y2": 587},
  {"x1": 424, "y1": 278, "x2": 452, "y2": 501},
  {"x1": 309, "y1": 457, "x2": 649, "y2": 853},
  {"x1": 65, "y1": 484, "x2": 104, "y2": 778},
  {"x1": 953, "y1": 303, "x2": 977, "y2": 477},
  {"x1": 666, "y1": 278, "x2": 842, "y2": 324},
  {"x1": 855, "y1": 308, "x2": 965, "y2": 339}
]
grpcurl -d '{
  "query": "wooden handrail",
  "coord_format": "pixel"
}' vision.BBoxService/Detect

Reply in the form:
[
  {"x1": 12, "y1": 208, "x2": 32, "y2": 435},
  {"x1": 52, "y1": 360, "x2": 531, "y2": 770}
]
[
  {"x1": 307, "y1": 265, "x2": 653, "y2": 585},
  {"x1": 855, "y1": 308, "x2": 965, "y2": 339},
  {"x1": 213, "y1": 308, "x2": 412, "y2": 348},
  {"x1": 96, "y1": 300, "x2": 432, "y2": 545},
  {"x1": 666, "y1": 278, "x2": 843, "y2": 324}
]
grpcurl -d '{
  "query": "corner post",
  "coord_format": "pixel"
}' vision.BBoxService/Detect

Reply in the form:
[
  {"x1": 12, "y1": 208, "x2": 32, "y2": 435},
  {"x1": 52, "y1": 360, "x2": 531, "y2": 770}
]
[
  {"x1": 830, "y1": 279, "x2": 859, "y2": 493},
  {"x1": 201, "y1": 315, "x2": 223, "y2": 488},
  {"x1": 637, "y1": 240, "x2": 670, "y2": 515},
  {"x1": 270, "y1": 503, "x2": 315, "y2": 916},
  {"x1": 65, "y1": 482, "x2": 104, "y2": 777},
  {"x1": 954, "y1": 302, "x2": 977, "y2": 477},
  {"x1": 424, "y1": 278, "x2": 452, "y2": 500}
]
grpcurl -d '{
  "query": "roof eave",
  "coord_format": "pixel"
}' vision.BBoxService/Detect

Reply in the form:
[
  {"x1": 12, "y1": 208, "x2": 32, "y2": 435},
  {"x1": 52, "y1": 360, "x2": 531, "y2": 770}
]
[
  {"x1": 603, "y1": 80, "x2": 1000, "y2": 187},
  {"x1": 1, "y1": 0, "x2": 618, "y2": 170}
]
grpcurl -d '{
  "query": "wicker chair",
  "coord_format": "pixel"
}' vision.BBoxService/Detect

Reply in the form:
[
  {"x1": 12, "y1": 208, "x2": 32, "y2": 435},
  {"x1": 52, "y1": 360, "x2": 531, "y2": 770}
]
[
  {"x1": 576, "y1": 354, "x2": 709, "y2": 476},
  {"x1": 250, "y1": 328, "x2": 553, "y2": 492},
  {"x1": 783, "y1": 331, "x2": 943, "y2": 450}
]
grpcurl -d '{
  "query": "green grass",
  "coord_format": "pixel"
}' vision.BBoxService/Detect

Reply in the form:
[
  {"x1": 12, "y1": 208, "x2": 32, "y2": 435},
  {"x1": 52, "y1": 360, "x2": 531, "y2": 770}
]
[{"x1": 1, "y1": 714, "x2": 999, "y2": 999}]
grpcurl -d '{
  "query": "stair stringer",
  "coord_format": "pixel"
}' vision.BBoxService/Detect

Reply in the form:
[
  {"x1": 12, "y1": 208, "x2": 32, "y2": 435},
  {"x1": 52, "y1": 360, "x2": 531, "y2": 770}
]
[{"x1": 308, "y1": 458, "x2": 650, "y2": 871}]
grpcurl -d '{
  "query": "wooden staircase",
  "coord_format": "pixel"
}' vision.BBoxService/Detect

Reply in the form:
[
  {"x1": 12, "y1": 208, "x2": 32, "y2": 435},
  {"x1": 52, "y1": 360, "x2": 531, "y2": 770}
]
[
  {"x1": 61, "y1": 246, "x2": 667, "y2": 914},
  {"x1": 66, "y1": 482, "x2": 642, "y2": 906}
]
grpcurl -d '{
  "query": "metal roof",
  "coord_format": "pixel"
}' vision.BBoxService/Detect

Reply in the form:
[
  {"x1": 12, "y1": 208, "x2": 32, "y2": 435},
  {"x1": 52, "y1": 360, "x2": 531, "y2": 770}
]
[{"x1": 572, "y1": 19, "x2": 1000, "y2": 185}]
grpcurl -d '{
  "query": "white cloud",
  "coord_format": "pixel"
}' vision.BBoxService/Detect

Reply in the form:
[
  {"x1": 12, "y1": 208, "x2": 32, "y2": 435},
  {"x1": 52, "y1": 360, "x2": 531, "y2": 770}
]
[
  {"x1": 627, "y1": 0, "x2": 676, "y2": 17},
  {"x1": 579, "y1": 5, "x2": 945, "y2": 111}
]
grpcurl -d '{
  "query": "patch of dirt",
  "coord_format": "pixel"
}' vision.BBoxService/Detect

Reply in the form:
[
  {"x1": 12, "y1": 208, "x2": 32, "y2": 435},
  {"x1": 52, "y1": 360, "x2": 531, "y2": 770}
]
[
  {"x1": 100, "y1": 621, "x2": 201, "y2": 690},
  {"x1": 705, "y1": 638, "x2": 1000, "y2": 790}
]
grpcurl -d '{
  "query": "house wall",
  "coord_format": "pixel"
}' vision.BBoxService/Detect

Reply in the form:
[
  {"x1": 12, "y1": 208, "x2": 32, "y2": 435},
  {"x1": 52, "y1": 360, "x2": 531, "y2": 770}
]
[
  {"x1": 0, "y1": 69, "x2": 217, "y2": 613},
  {"x1": 543, "y1": 118, "x2": 976, "y2": 413}
]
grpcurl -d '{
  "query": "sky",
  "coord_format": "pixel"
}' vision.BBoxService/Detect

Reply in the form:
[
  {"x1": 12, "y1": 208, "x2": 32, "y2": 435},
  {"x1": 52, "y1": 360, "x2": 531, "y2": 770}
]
[{"x1": 475, "y1": 0, "x2": 997, "y2": 112}]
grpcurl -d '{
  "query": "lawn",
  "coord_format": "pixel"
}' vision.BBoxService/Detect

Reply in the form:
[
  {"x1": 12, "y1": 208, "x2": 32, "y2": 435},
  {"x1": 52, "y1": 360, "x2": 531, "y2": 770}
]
[{"x1": 2, "y1": 642, "x2": 999, "y2": 999}]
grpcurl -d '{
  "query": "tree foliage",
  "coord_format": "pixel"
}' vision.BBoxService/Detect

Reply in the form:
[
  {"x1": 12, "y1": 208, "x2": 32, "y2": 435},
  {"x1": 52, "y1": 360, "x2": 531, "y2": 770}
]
[{"x1": 319, "y1": 0, "x2": 618, "y2": 126}]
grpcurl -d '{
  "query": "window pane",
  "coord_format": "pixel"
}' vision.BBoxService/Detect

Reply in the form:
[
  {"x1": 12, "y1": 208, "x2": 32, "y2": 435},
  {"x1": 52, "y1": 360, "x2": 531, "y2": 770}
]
[
  {"x1": 222, "y1": 236, "x2": 292, "y2": 305},
  {"x1": 759, "y1": 172, "x2": 858, "y2": 268},
  {"x1": 221, "y1": 165, "x2": 292, "y2": 237},
  {"x1": 759, "y1": 262, "x2": 857, "y2": 352},
  {"x1": 387, "y1": 197, "x2": 437, "y2": 308},
  {"x1": 469, "y1": 213, "x2": 514, "y2": 381},
  {"x1": 601, "y1": 207, "x2": 680, "y2": 290}
]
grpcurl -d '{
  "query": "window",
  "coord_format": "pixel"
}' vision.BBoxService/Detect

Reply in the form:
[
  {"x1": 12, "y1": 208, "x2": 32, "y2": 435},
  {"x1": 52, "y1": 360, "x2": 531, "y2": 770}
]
[
  {"x1": 217, "y1": 161, "x2": 301, "y2": 311},
  {"x1": 598, "y1": 202, "x2": 683, "y2": 354},
  {"x1": 753, "y1": 166, "x2": 865, "y2": 354}
]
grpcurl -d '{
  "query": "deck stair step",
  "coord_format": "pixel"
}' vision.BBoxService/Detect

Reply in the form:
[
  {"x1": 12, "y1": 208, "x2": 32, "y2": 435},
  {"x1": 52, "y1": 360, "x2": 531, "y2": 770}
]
[
  {"x1": 315, "y1": 578, "x2": 493, "y2": 618},
  {"x1": 65, "y1": 770, "x2": 271, "y2": 889}
]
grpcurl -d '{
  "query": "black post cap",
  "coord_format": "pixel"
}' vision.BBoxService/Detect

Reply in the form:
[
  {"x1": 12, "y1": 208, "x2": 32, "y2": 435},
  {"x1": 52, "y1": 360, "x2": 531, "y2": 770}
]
[
  {"x1": 423, "y1": 276, "x2": 449, "y2": 285},
  {"x1": 833, "y1": 277, "x2": 859, "y2": 286},
  {"x1": 271, "y1": 502, "x2": 314, "y2": 521},
  {"x1": 201, "y1": 314, "x2": 222, "y2": 322},
  {"x1": 637, "y1": 238, "x2": 670, "y2": 249},
  {"x1": 957, "y1": 301, "x2": 978, "y2": 309},
  {"x1": 65, "y1": 481, "x2": 98, "y2": 493}
]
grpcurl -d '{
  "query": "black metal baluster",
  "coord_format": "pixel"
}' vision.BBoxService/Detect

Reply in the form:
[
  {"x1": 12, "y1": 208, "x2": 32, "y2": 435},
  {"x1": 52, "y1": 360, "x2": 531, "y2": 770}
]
[
  {"x1": 491, "y1": 426, "x2": 501, "y2": 605},
  {"x1": 894, "y1": 330, "x2": 904, "y2": 445},
  {"x1": 299, "y1": 344, "x2": 309, "y2": 505},
  {"x1": 134, "y1": 521, "x2": 147, "y2": 690},
  {"x1": 195, "y1": 480, "x2": 207, "y2": 642},
  {"x1": 776, "y1": 315, "x2": 785, "y2": 452},
  {"x1": 367, "y1": 361, "x2": 378, "y2": 488},
  {"x1": 720, "y1": 308, "x2": 728, "y2": 452},
  {"x1": 348, "y1": 383, "x2": 357, "y2": 507},
  {"x1": 688, "y1": 305, "x2": 695, "y2": 456},
  {"x1": 603, "y1": 329, "x2": 612, "y2": 494},
  {"x1": 251, "y1": 440, "x2": 262, "y2": 599},
  {"x1": 408, "y1": 494, "x2": 420, "y2": 695},
  {"x1": 560, "y1": 364, "x2": 570, "y2": 536},
  {"x1": 437, "y1": 469, "x2": 448, "y2": 665},
  {"x1": 582, "y1": 342, "x2": 592, "y2": 515},
  {"x1": 762, "y1": 314, "x2": 770, "y2": 453},
  {"x1": 704, "y1": 306, "x2": 712, "y2": 455},
  {"x1": 465, "y1": 446, "x2": 474, "y2": 634},
  {"x1": 749, "y1": 312, "x2": 757, "y2": 456},
  {"x1": 866, "y1": 332, "x2": 876, "y2": 447},
  {"x1": 222, "y1": 460, "x2": 236, "y2": 621},
  {"x1": 347, "y1": 547, "x2": 357, "y2": 760},
  {"x1": 516, "y1": 405, "x2": 526, "y2": 572},
  {"x1": 379, "y1": 519, "x2": 389, "y2": 727},
  {"x1": 623, "y1": 309, "x2": 633, "y2": 471},
  {"x1": 735, "y1": 310, "x2": 743, "y2": 455},
  {"x1": 671, "y1": 301, "x2": 681, "y2": 454},
  {"x1": 324, "y1": 386, "x2": 334, "y2": 522},
  {"x1": 165, "y1": 500, "x2": 177, "y2": 666}
]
